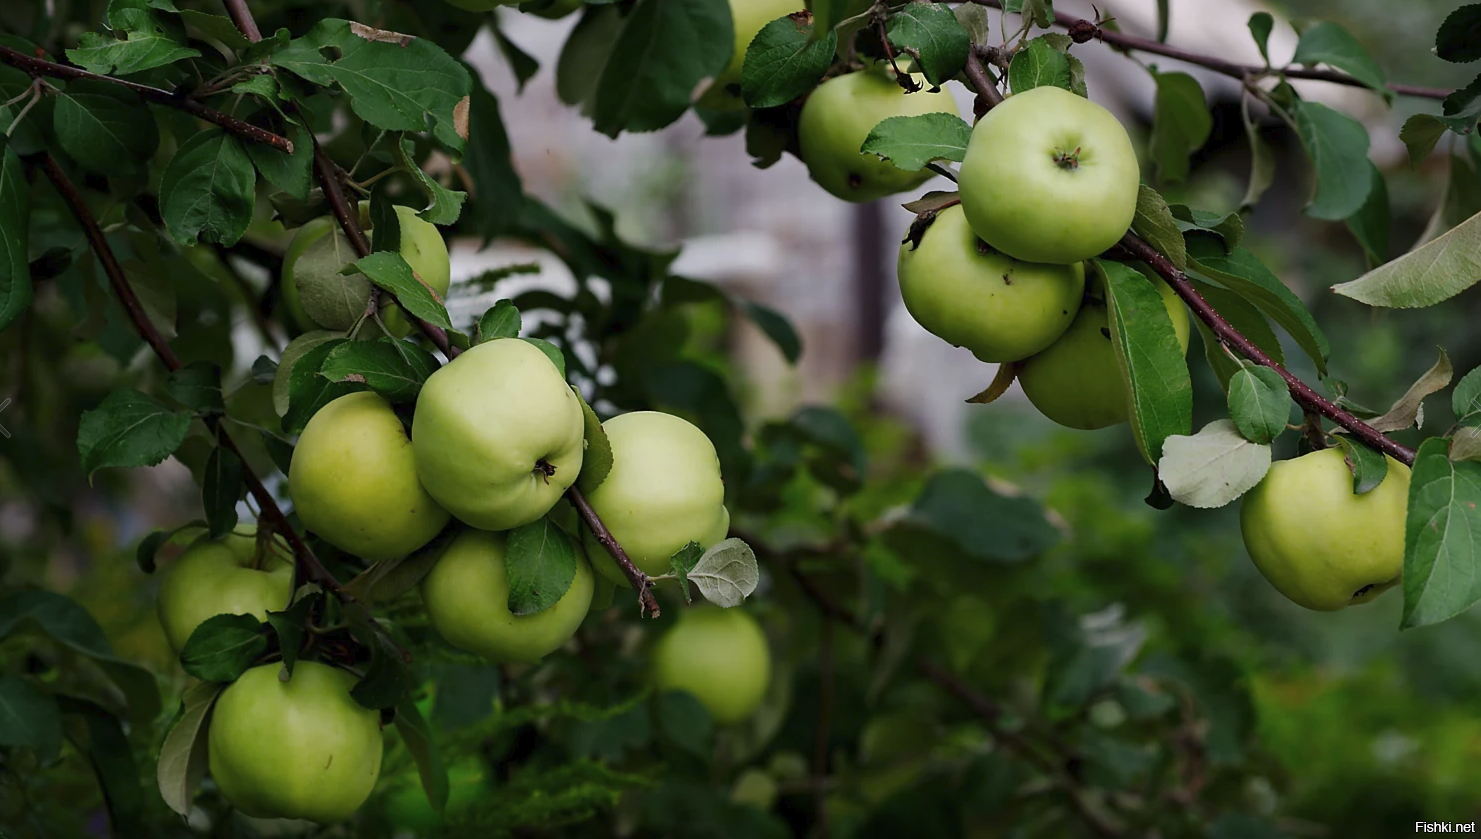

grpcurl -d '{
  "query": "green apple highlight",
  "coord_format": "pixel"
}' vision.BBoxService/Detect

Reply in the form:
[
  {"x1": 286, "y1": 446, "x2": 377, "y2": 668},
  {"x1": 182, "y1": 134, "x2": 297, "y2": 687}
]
[
  {"x1": 1240, "y1": 448, "x2": 1411, "y2": 611},
  {"x1": 421, "y1": 528, "x2": 595, "y2": 663},
  {"x1": 156, "y1": 526, "x2": 293, "y2": 652},
  {"x1": 798, "y1": 67, "x2": 959, "y2": 202},
  {"x1": 898, "y1": 204, "x2": 1085, "y2": 363},
  {"x1": 958, "y1": 86, "x2": 1140, "y2": 264},
  {"x1": 282, "y1": 204, "x2": 450, "y2": 337},
  {"x1": 208, "y1": 662, "x2": 383, "y2": 823},
  {"x1": 652, "y1": 607, "x2": 771, "y2": 724},
  {"x1": 581, "y1": 411, "x2": 729, "y2": 585},
  {"x1": 290, "y1": 392, "x2": 451, "y2": 562},
  {"x1": 413, "y1": 339, "x2": 585, "y2": 531},
  {"x1": 1017, "y1": 272, "x2": 1190, "y2": 429}
]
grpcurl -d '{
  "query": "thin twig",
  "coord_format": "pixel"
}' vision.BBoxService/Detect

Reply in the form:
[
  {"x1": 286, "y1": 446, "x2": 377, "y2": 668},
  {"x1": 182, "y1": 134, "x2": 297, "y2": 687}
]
[
  {"x1": 568, "y1": 486, "x2": 662, "y2": 618},
  {"x1": 0, "y1": 44, "x2": 292, "y2": 151}
]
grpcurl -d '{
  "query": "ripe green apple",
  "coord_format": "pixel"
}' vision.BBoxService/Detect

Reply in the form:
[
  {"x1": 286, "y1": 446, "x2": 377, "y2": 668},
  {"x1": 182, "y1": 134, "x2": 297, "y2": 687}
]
[
  {"x1": 209, "y1": 661, "x2": 383, "y2": 823},
  {"x1": 580, "y1": 411, "x2": 730, "y2": 586},
  {"x1": 898, "y1": 204, "x2": 1086, "y2": 363},
  {"x1": 290, "y1": 392, "x2": 451, "y2": 562},
  {"x1": 958, "y1": 86, "x2": 1140, "y2": 264},
  {"x1": 652, "y1": 607, "x2": 771, "y2": 725},
  {"x1": 1017, "y1": 272, "x2": 1190, "y2": 429},
  {"x1": 282, "y1": 204, "x2": 450, "y2": 337},
  {"x1": 421, "y1": 528, "x2": 594, "y2": 662},
  {"x1": 413, "y1": 339, "x2": 585, "y2": 531},
  {"x1": 1240, "y1": 447, "x2": 1412, "y2": 611},
  {"x1": 156, "y1": 527, "x2": 294, "y2": 652},
  {"x1": 798, "y1": 67, "x2": 960, "y2": 203},
  {"x1": 698, "y1": 0, "x2": 804, "y2": 110}
]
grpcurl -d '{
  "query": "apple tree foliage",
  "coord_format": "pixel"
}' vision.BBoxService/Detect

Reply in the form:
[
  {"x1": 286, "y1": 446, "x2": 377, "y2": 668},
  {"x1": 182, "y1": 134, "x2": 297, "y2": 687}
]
[{"x1": 0, "y1": 0, "x2": 1479, "y2": 836}]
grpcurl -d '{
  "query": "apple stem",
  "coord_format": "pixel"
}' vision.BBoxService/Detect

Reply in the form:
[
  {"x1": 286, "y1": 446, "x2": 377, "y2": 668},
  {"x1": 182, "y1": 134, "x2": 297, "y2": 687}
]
[
  {"x1": 568, "y1": 486, "x2": 662, "y2": 619},
  {"x1": 1052, "y1": 147, "x2": 1082, "y2": 171}
]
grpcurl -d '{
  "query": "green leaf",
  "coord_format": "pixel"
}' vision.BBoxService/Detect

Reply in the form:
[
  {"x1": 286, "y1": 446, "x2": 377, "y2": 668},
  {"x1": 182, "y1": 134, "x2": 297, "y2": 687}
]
[
  {"x1": 860, "y1": 112, "x2": 973, "y2": 173},
  {"x1": 686, "y1": 538, "x2": 758, "y2": 608},
  {"x1": 77, "y1": 389, "x2": 191, "y2": 477},
  {"x1": 351, "y1": 629, "x2": 416, "y2": 710},
  {"x1": 0, "y1": 146, "x2": 32, "y2": 332},
  {"x1": 667, "y1": 542, "x2": 704, "y2": 604},
  {"x1": 342, "y1": 529, "x2": 455, "y2": 604},
  {"x1": 1416, "y1": 137, "x2": 1481, "y2": 246},
  {"x1": 396, "y1": 136, "x2": 467, "y2": 227},
  {"x1": 574, "y1": 388, "x2": 613, "y2": 494},
  {"x1": 1400, "y1": 114, "x2": 1449, "y2": 167},
  {"x1": 271, "y1": 19, "x2": 472, "y2": 154},
  {"x1": 1344, "y1": 162, "x2": 1390, "y2": 267},
  {"x1": 1131, "y1": 186, "x2": 1187, "y2": 270},
  {"x1": 739, "y1": 299, "x2": 802, "y2": 365},
  {"x1": 555, "y1": 4, "x2": 623, "y2": 109},
  {"x1": 1240, "y1": 96, "x2": 1276, "y2": 210},
  {"x1": 491, "y1": 17, "x2": 540, "y2": 93},
  {"x1": 1402, "y1": 438, "x2": 1481, "y2": 628},
  {"x1": 1227, "y1": 366, "x2": 1289, "y2": 444},
  {"x1": 179, "y1": 613, "x2": 269, "y2": 683},
  {"x1": 654, "y1": 690, "x2": 713, "y2": 757},
  {"x1": 59, "y1": 697, "x2": 144, "y2": 833},
  {"x1": 1157, "y1": 419, "x2": 1271, "y2": 509},
  {"x1": 1149, "y1": 70, "x2": 1211, "y2": 184},
  {"x1": 505, "y1": 519, "x2": 581, "y2": 616},
  {"x1": 135, "y1": 523, "x2": 203, "y2": 574},
  {"x1": 393, "y1": 695, "x2": 449, "y2": 818},
  {"x1": 462, "y1": 76, "x2": 524, "y2": 241},
  {"x1": 265, "y1": 586, "x2": 321, "y2": 678},
  {"x1": 591, "y1": 0, "x2": 733, "y2": 137},
  {"x1": 905, "y1": 468, "x2": 1058, "y2": 562},
  {"x1": 368, "y1": 188, "x2": 401, "y2": 256},
  {"x1": 1008, "y1": 35, "x2": 1072, "y2": 94},
  {"x1": 1453, "y1": 427, "x2": 1481, "y2": 463},
  {"x1": 1334, "y1": 436, "x2": 1389, "y2": 495},
  {"x1": 202, "y1": 445, "x2": 243, "y2": 538},
  {"x1": 741, "y1": 12, "x2": 835, "y2": 109},
  {"x1": 65, "y1": 4, "x2": 199, "y2": 76},
  {"x1": 477, "y1": 299, "x2": 522, "y2": 343},
  {"x1": 158, "y1": 129, "x2": 256, "y2": 247},
  {"x1": 886, "y1": 2, "x2": 970, "y2": 88},
  {"x1": 1331, "y1": 209, "x2": 1481, "y2": 308},
  {"x1": 1169, "y1": 204, "x2": 1244, "y2": 251},
  {"x1": 1004, "y1": 0, "x2": 1054, "y2": 30},
  {"x1": 1437, "y1": 5, "x2": 1481, "y2": 63},
  {"x1": 0, "y1": 590, "x2": 161, "y2": 725},
  {"x1": 954, "y1": 3, "x2": 991, "y2": 45},
  {"x1": 1189, "y1": 279, "x2": 1285, "y2": 390},
  {"x1": 282, "y1": 338, "x2": 363, "y2": 435},
  {"x1": 273, "y1": 330, "x2": 343, "y2": 417},
  {"x1": 352, "y1": 251, "x2": 453, "y2": 330},
  {"x1": 52, "y1": 81, "x2": 158, "y2": 174},
  {"x1": 1454, "y1": 366, "x2": 1481, "y2": 424},
  {"x1": 165, "y1": 361, "x2": 225, "y2": 413},
  {"x1": 522, "y1": 336, "x2": 567, "y2": 378},
  {"x1": 156, "y1": 682, "x2": 222, "y2": 817},
  {"x1": 1288, "y1": 98, "x2": 1372, "y2": 221},
  {"x1": 1099, "y1": 261, "x2": 1193, "y2": 464},
  {"x1": 1367, "y1": 348, "x2": 1453, "y2": 433},
  {"x1": 1291, "y1": 22, "x2": 1388, "y2": 93},
  {"x1": 1248, "y1": 12, "x2": 1274, "y2": 64},
  {"x1": 319, "y1": 338, "x2": 439, "y2": 403},
  {"x1": 0, "y1": 675, "x2": 62, "y2": 759},
  {"x1": 1187, "y1": 234, "x2": 1330, "y2": 374}
]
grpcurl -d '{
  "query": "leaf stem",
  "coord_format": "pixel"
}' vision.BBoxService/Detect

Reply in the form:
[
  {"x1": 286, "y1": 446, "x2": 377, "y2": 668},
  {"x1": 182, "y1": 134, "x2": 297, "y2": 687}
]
[{"x1": 568, "y1": 486, "x2": 661, "y2": 618}]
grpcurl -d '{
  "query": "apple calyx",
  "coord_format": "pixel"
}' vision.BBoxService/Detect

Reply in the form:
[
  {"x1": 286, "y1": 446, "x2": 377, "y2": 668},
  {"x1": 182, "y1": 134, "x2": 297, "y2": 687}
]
[
  {"x1": 1053, "y1": 146, "x2": 1083, "y2": 171},
  {"x1": 535, "y1": 459, "x2": 557, "y2": 483}
]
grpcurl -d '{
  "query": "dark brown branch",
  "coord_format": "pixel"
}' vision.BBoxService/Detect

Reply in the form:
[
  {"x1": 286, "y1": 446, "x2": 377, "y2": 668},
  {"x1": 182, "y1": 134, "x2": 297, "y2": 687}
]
[
  {"x1": 220, "y1": 0, "x2": 263, "y2": 43},
  {"x1": 0, "y1": 44, "x2": 292, "y2": 152},
  {"x1": 964, "y1": 47, "x2": 1005, "y2": 119},
  {"x1": 962, "y1": 0, "x2": 1449, "y2": 100},
  {"x1": 568, "y1": 486, "x2": 662, "y2": 618},
  {"x1": 1118, "y1": 233, "x2": 1417, "y2": 466}
]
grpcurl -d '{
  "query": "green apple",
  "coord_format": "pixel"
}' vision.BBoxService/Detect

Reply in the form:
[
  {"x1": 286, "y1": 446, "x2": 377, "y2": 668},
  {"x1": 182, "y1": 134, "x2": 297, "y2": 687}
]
[
  {"x1": 421, "y1": 528, "x2": 594, "y2": 662},
  {"x1": 1240, "y1": 447, "x2": 1411, "y2": 611},
  {"x1": 652, "y1": 607, "x2": 771, "y2": 725},
  {"x1": 283, "y1": 204, "x2": 450, "y2": 337},
  {"x1": 157, "y1": 527, "x2": 294, "y2": 652},
  {"x1": 580, "y1": 411, "x2": 729, "y2": 585},
  {"x1": 798, "y1": 67, "x2": 960, "y2": 202},
  {"x1": 958, "y1": 86, "x2": 1140, "y2": 264},
  {"x1": 1017, "y1": 271, "x2": 1190, "y2": 429},
  {"x1": 209, "y1": 662, "x2": 383, "y2": 823},
  {"x1": 290, "y1": 392, "x2": 451, "y2": 562},
  {"x1": 413, "y1": 338, "x2": 585, "y2": 531},
  {"x1": 698, "y1": 0, "x2": 804, "y2": 110},
  {"x1": 898, "y1": 204, "x2": 1086, "y2": 363}
]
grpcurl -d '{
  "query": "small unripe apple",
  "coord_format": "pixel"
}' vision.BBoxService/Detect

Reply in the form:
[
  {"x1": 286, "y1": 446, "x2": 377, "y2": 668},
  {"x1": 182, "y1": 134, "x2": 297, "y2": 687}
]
[
  {"x1": 698, "y1": 0, "x2": 805, "y2": 110},
  {"x1": 420, "y1": 528, "x2": 594, "y2": 663},
  {"x1": 580, "y1": 411, "x2": 729, "y2": 585},
  {"x1": 798, "y1": 67, "x2": 960, "y2": 203},
  {"x1": 290, "y1": 392, "x2": 451, "y2": 562},
  {"x1": 1240, "y1": 447, "x2": 1411, "y2": 610},
  {"x1": 898, "y1": 204, "x2": 1085, "y2": 363},
  {"x1": 413, "y1": 339, "x2": 585, "y2": 531},
  {"x1": 652, "y1": 607, "x2": 771, "y2": 724},
  {"x1": 156, "y1": 527, "x2": 293, "y2": 652},
  {"x1": 209, "y1": 662, "x2": 383, "y2": 823},
  {"x1": 1017, "y1": 272, "x2": 1190, "y2": 429},
  {"x1": 282, "y1": 205, "x2": 450, "y2": 337}
]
